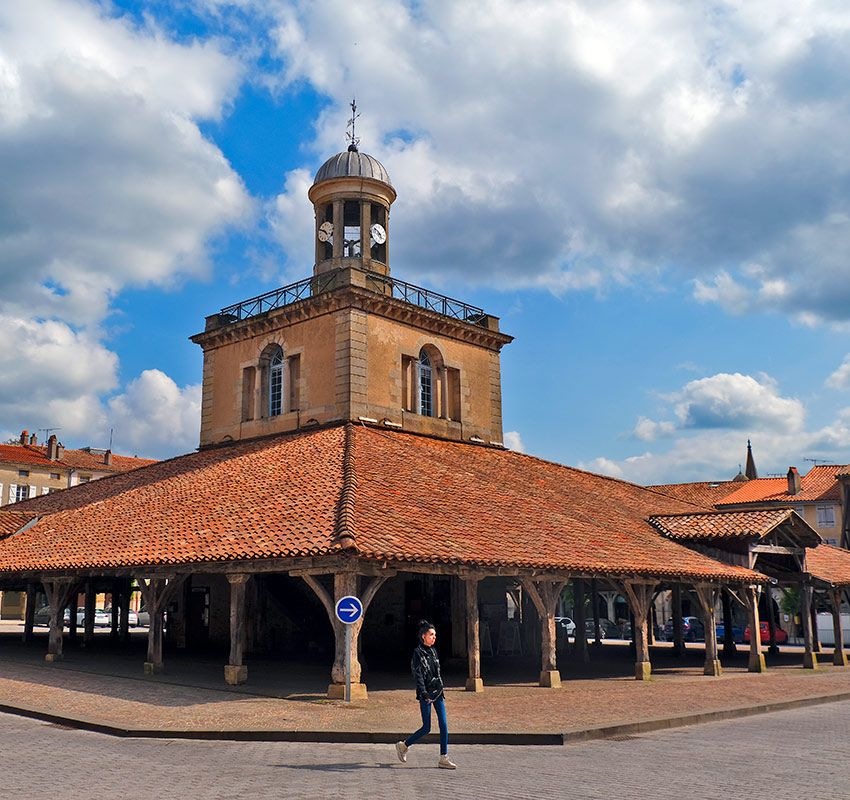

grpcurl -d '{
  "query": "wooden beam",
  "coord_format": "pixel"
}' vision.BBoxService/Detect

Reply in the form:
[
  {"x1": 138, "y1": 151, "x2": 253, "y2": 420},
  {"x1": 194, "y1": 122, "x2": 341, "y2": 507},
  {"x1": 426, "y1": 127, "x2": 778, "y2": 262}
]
[
  {"x1": 464, "y1": 576, "x2": 483, "y2": 692},
  {"x1": 694, "y1": 585, "x2": 721, "y2": 676},
  {"x1": 800, "y1": 582, "x2": 819, "y2": 670},
  {"x1": 622, "y1": 580, "x2": 656, "y2": 680},
  {"x1": 746, "y1": 586, "x2": 766, "y2": 672},
  {"x1": 750, "y1": 544, "x2": 804, "y2": 555},
  {"x1": 225, "y1": 573, "x2": 249, "y2": 685}
]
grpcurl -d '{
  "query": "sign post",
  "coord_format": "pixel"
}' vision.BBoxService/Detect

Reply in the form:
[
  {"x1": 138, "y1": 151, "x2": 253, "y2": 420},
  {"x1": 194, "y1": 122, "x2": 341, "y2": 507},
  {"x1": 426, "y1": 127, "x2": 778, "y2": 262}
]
[{"x1": 334, "y1": 595, "x2": 364, "y2": 702}]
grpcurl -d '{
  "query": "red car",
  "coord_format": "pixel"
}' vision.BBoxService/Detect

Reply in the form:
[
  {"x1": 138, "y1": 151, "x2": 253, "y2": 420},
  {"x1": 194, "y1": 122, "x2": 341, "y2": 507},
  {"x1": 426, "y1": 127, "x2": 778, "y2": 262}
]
[{"x1": 743, "y1": 621, "x2": 788, "y2": 645}]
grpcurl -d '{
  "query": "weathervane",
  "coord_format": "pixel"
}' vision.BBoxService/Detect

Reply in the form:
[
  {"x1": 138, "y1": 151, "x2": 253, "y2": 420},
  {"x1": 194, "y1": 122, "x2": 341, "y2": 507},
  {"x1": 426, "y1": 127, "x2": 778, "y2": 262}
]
[{"x1": 345, "y1": 97, "x2": 360, "y2": 151}]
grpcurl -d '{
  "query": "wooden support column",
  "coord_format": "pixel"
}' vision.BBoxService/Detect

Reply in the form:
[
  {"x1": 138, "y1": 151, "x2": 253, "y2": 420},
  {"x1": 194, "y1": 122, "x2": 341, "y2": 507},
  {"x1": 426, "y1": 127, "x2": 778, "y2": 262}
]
[
  {"x1": 591, "y1": 578, "x2": 602, "y2": 647},
  {"x1": 83, "y1": 581, "x2": 96, "y2": 646},
  {"x1": 810, "y1": 595, "x2": 821, "y2": 652},
  {"x1": 22, "y1": 582, "x2": 36, "y2": 644},
  {"x1": 110, "y1": 579, "x2": 120, "y2": 639},
  {"x1": 119, "y1": 578, "x2": 131, "y2": 642},
  {"x1": 67, "y1": 587, "x2": 78, "y2": 642},
  {"x1": 746, "y1": 586, "x2": 766, "y2": 673},
  {"x1": 137, "y1": 574, "x2": 186, "y2": 674},
  {"x1": 830, "y1": 588, "x2": 847, "y2": 667},
  {"x1": 522, "y1": 578, "x2": 568, "y2": 687},
  {"x1": 721, "y1": 590, "x2": 737, "y2": 656},
  {"x1": 225, "y1": 574, "x2": 250, "y2": 685},
  {"x1": 299, "y1": 570, "x2": 389, "y2": 701},
  {"x1": 573, "y1": 578, "x2": 589, "y2": 663},
  {"x1": 42, "y1": 578, "x2": 76, "y2": 662},
  {"x1": 694, "y1": 585, "x2": 721, "y2": 676},
  {"x1": 464, "y1": 575, "x2": 484, "y2": 692},
  {"x1": 800, "y1": 582, "x2": 819, "y2": 670},
  {"x1": 765, "y1": 587, "x2": 779, "y2": 655},
  {"x1": 671, "y1": 584, "x2": 684, "y2": 657},
  {"x1": 622, "y1": 581, "x2": 656, "y2": 680},
  {"x1": 450, "y1": 576, "x2": 466, "y2": 659}
]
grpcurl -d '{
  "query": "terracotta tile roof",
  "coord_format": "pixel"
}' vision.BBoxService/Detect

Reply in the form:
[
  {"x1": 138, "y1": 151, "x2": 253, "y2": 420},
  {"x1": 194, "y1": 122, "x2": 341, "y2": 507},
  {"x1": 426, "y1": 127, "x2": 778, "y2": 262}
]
[
  {"x1": 649, "y1": 481, "x2": 741, "y2": 508},
  {"x1": 0, "y1": 424, "x2": 765, "y2": 583},
  {"x1": 0, "y1": 443, "x2": 155, "y2": 474},
  {"x1": 807, "y1": 544, "x2": 850, "y2": 587},
  {"x1": 717, "y1": 465, "x2": 843, "y2": 506},
  {"x1": 0, "y1": 511, "x2": 37, "y2": 538},
  {"x1": 649, "y1": 509, "x2": 800, "y2": 542}
]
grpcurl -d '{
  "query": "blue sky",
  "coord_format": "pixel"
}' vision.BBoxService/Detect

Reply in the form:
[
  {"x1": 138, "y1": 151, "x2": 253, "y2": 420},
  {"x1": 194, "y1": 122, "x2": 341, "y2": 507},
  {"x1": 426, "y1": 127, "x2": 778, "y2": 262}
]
[{"x1": 2, "y1": 0, "x2": 850, "y2": 483}]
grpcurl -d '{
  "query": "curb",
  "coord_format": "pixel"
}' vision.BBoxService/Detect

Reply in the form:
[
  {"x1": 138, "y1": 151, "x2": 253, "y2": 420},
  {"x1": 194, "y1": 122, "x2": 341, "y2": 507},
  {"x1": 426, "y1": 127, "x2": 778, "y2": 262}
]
[{"x1": 3, "y1": 691, "x2": 850, "y2": 746}]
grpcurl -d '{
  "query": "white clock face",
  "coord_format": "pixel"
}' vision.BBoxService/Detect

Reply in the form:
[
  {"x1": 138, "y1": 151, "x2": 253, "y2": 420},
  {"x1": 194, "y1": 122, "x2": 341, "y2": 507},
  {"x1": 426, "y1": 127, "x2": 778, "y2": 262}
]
[
  {"x1": 370, "y1": 223, "x2": 387, "y2": 245},
  {"x1": 317, "y1": 221, "x2": 334, "y2": 242}
]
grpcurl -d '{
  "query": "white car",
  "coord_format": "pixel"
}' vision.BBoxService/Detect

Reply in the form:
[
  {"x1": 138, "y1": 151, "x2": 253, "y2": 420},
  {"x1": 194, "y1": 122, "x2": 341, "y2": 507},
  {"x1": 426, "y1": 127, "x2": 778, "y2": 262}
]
[{"x1": 555, "y1": 616, "x2": 576, "y2": 636}]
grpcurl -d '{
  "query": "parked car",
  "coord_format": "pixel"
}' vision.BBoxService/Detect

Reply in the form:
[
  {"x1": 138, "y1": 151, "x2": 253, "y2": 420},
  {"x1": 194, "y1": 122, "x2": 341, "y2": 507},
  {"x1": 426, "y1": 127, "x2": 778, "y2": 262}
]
[
  {"x1": 94, "y1": 609, "x2": 112, "y2": 628},
  {"x1": 743, "y1": 621, "x2": 788, "y2": 645},
  {"x1": 127, "y1": 610, "x2": 139, "y2": 627},
  {"x1": 662, "y1": 616, "x2": 705, "y2": 642},
  {"x1": 555, "y1": 616, "x2": 576, "y2": 636},
  {"x1": 33, "y1": 606, "x2": 72, "y2": 627},
  {"x1": 715, "y1": 623, "x2": 745, "y2": 643},
  {"x1": 136, "y1": 609, "x2": 150, "y2": 627}
]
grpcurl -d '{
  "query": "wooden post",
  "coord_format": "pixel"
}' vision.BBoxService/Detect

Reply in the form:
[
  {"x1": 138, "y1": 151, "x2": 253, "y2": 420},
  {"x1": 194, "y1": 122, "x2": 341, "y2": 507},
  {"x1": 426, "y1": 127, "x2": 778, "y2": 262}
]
[
  {"x1": 746, "y1": 586, "x2": 766, "y2": 672},
  {"x1": 137, "y1": 574, "x2": 186, "y2": 674},
  {"x1": 225, "y1": 574, "x2": 249, "y2": 685},
  {"x1": 522, "y1": 579, "x2": 567, "y2": 687},
  {"x1": 694, "y1": 585, "x2": 721, "y2": 676},
  {"x1": 810, "y1": 595, "x2": 821, "y2": 653},
  {"x1": 765, "y1": 587, "x2": 779, "y2": 655},
  {"x1": 647, "y1": 604, "x2": 655, "y2": 646},
  {"x1": 622, "y1": 581, "x2": 655, "y2": 680},
  {"x1": 22, "y1": 582, "x2": 36, "y2": 644},
  {"x1": 83, "y1": 581, "x2": 95, "y2": 645},
  {"x1": 801, "y1": 582, "x2": 819, "y2": 670},
  {"x1": 67, "y1": 587, "x2": 78, "y2": 642},
  {"x1": 300, "y1": 570, "x2": 388, "y2": 701},
  {"x1": 110, "y1": 579, "x2": 120, "y2": 639},
  {"x1": 450, "y1": 576, "x2": 466, "y2": 659},
  {"x1": 831, "y1": 588, "x2": 847, "y2": 666},
  {"x1": 42, "y1": 578, "x2": 75, "y2": 662},
  {"x1": 672, "y1": 584, "x2": 684, "y2": 656},
  {"x1": 721, "y1": 590, "x2": 737, "y2": 656},
  {"x1": 573, "y1": 578, "x2": 589, "y2": 663},
  {"x1": 119, "y1": 578, "x2": 131, "y2": 642},
  {"x1": 464, "y1": 575, "x2": 484, "y2": 691},
  {"x1": 591, "y1": 578, "x2": 601, "y2": 646}
]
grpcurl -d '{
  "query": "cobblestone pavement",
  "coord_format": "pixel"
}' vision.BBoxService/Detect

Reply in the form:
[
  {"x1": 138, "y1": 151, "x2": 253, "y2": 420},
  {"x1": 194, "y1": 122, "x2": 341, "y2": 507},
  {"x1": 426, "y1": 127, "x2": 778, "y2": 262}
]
[{"x1": 4, "y1": 700, "x2": 850, "y2": 799}]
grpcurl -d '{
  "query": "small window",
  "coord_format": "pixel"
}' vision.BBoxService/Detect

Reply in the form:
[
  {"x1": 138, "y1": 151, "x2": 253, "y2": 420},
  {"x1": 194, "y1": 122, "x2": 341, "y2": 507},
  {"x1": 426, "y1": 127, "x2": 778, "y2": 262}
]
[
  {"x1": 18, "y1": 469, "x2": 29, "y2": 478},
  {"x1": 15, "y1": 484, "x2": 28, "y2": 502},
  {"x1": 269, "y1": 349, "x2": 284, "y2": 417},
  {"x1": 816, "y1": 506, "x2": 836, "y2": 528},
  {"x1": 78, "y1": 475, "x2": 91, "y2": 484},
  {"x1": 50, "y1": 472, "x2": 61, "y2": 480},
  {"x1": 241, "y1": 366, "x2": 256, "y2": 422},
  {"x1": 418, "y1": 349, "x2": 433, "y2": 417}
]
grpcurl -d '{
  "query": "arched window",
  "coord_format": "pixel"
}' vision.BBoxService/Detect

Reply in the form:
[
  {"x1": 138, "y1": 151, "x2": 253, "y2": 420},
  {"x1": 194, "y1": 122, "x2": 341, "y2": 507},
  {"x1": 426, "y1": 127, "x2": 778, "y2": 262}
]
[
  {"x1": 418, "y1": 348, "x2": 433, "y2": 417},
  {"x1": 269, "y1": 348, "x2": 284, "y2": 417}
]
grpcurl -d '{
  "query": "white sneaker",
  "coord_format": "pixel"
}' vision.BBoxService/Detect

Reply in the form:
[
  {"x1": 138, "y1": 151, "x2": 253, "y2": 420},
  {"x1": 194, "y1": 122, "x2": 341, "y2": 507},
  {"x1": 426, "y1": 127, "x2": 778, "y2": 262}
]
[
  {"x1": 438, "y1": 754, "x2": 457, "y2": 770},
  {"x1": 395, "y1": 741, "x2": 408, "y2": 763}
]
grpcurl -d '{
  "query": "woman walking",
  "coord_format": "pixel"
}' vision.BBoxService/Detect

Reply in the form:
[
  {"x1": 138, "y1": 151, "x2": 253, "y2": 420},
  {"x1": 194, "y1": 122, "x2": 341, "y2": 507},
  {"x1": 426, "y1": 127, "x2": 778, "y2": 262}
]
[{"x1": 395, "y1": 620, "x2": 456, "y2": 769}]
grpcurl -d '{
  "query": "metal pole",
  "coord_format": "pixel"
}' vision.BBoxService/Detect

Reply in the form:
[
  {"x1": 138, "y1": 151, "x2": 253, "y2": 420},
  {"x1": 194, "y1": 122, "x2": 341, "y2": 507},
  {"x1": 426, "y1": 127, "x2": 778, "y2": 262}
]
[{"x1": 345, "y1": 624, "x2": 351, "y2": 703}]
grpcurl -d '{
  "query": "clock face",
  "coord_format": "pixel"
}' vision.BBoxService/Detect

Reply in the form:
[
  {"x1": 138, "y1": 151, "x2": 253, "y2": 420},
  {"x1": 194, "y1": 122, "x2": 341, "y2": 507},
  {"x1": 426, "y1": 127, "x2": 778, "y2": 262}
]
[
  {"x1": 370, "y1": 223, "x2": 387, "y2": 245},
  {"x1": 317, "y1": 221, "x2": 334, "y2": 242}
]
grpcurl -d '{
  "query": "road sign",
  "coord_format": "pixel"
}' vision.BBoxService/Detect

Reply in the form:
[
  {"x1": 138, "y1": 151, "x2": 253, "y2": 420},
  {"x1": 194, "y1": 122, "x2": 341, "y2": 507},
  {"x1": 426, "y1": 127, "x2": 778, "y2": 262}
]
[{"x1": 335, "y1": 595, "x2": 363, "y2": 625}]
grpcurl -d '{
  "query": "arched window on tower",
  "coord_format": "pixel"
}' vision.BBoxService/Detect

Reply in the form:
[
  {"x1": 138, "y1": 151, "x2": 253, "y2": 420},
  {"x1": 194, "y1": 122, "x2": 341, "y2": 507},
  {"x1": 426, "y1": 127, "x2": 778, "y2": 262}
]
[
  {"x1": 269, "y1": 348, "x2": 284, "y2": 417},
  {"x1": 418, "y1": 348, "x2": 433, "y2": 417}
]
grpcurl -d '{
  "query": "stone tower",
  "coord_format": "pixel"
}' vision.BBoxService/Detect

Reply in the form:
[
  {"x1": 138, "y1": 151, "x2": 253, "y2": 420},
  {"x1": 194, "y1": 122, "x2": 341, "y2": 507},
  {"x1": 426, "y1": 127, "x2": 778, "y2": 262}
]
[{"x1": 192, "y1": 141, "x2": 512, "y2": 448}]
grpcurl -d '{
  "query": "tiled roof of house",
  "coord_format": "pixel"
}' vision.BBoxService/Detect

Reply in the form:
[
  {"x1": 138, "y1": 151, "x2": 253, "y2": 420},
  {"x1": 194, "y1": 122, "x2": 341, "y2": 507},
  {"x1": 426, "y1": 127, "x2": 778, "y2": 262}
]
[
  {"x1": 717, "y1": 465, "x2": 843, "y2": 506},
  {"x1": 0, "y1": 443, "x2": 155, "y2": 474},
  {"x1": 0, "y1": 424, "x2": 764, "y2": 583},
  {"x1": 649, "y1": 481, "x2": 742, "y2": 507},
  {"x1": 807, "y1": 544, "x2": 850, "y2": 587},
  {"x1": 0, "y1": 511, "x2": 37, "y2": 538},
  {"x1": 649, "y1": 509, "x2": 807, "y2": 542}
]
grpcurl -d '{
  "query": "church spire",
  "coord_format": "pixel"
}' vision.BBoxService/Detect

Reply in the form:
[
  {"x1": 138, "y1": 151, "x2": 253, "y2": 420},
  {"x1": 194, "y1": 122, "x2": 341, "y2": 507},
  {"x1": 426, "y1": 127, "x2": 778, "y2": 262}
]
[{"x1": 745, "y1": 439, "x2": 758, "y2": 480}]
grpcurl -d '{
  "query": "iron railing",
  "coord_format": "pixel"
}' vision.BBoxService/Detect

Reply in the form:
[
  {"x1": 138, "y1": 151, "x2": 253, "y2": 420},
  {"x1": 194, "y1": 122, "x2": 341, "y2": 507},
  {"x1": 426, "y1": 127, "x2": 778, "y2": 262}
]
[{"x1": 217, "y1": 269, "x2": 488, "y2": 327}]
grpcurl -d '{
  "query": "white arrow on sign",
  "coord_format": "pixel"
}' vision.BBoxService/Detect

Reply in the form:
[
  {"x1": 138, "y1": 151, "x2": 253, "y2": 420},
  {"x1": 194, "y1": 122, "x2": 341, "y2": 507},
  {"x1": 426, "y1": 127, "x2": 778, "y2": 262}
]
[{"x1": 335, "y1": 595, "x2": 363, "y2": 625}]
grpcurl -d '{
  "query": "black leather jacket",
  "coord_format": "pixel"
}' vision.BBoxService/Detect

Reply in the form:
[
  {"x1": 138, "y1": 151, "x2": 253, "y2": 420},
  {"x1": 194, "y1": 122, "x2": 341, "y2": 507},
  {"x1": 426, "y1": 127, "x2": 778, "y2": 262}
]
[{"x1": 411, "y1": 643, "x2": 444, "y2": 701}]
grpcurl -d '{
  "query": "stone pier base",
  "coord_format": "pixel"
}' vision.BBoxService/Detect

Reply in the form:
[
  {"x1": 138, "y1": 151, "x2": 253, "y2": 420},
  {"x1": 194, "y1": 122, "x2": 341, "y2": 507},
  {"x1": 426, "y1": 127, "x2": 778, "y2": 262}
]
[
  {"x1": 538, "y1": 670, "x2": 561, "y2": 688},
  {"x1": 144, "y1": 661, "x2": 164, "y2": 675},
  {"x1": 327, "y1": 682, "x2": 368, "y2": 701},
  {"x1": 465, "y1": 677, "x2": 484, "y2": 692},
  {"x1": 634, "y1": 662, "x2": 651, "y2": 681},
  {"x1": 224, "y1": 665, "x2": 248, "y2": 685}
]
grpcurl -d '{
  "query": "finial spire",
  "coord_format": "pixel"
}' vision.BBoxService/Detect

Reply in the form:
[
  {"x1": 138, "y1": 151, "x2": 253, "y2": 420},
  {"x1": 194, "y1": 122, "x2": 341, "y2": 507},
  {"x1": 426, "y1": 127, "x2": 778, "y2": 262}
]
[{"x1": 345, "y1": 97, "x2": 360, "y2": 152}]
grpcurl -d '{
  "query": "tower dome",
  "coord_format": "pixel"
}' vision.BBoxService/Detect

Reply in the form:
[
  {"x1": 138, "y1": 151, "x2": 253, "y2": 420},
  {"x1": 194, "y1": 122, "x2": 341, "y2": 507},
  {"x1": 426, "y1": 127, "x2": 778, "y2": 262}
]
[{"x1": 313, "y1": 146, "x2": 392, "y2": 187}]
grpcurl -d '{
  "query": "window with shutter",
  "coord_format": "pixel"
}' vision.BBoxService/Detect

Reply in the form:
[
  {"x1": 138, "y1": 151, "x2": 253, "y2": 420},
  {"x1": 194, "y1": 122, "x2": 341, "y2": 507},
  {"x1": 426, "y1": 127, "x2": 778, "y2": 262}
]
[
  {"x1": 15, "y1": 484, "x2": 29, "y2": 502},
  {"x1": 8, "y1": 484, "x2": 17, "y2": 504},
  {"x1": 41, "y1": 487, "x2": 50, "y2": 495},
  {"x1": 0, "y1": 482, "x2": 3, "y2": 505},
  {"x1": 28, "y1": 485, "x2": 37, "y2": 499}
]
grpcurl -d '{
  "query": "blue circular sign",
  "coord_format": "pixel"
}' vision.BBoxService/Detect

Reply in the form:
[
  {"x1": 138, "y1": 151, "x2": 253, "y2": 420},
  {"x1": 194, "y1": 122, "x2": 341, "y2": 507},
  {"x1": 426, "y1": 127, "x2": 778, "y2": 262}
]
[{"x1": 335, "y1": 595, "x2": 363, "y2": 625}]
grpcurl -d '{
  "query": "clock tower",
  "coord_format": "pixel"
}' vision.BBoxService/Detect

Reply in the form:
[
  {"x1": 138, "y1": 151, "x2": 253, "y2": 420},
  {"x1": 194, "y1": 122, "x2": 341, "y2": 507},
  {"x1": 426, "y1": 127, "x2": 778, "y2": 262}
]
[{"x1": 192, "y1": 126, "x2": 512, "y2": 448}]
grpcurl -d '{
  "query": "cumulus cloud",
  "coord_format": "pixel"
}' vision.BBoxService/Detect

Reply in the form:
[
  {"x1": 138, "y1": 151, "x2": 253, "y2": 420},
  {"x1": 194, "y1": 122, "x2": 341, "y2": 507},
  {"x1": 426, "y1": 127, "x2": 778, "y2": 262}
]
[
  {"x1": 0, "y1": 2, "x2": 250, "y2": 454},
  {"x1": 503, "y1": 430, "x2": 525, "y2": 452},
  {"x1": 253, "y1": 0, "x2": 850, "y2": 323},
  {"x1": 827, "y1": 355, "x2": 850, "y2": 389}
]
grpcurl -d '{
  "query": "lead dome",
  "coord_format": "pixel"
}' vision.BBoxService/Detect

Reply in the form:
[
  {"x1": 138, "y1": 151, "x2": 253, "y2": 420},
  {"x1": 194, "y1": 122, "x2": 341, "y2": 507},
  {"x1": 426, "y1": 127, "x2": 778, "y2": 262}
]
[{"x1": 313, "y1": 147, "x2": 392, "y2": 187}]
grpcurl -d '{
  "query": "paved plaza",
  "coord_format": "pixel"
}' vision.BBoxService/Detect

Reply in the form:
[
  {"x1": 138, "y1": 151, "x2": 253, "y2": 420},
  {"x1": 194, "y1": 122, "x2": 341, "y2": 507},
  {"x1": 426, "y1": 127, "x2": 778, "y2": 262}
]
[{"x1": 3, "y1": 699, "x2": 850, "y2": 799}]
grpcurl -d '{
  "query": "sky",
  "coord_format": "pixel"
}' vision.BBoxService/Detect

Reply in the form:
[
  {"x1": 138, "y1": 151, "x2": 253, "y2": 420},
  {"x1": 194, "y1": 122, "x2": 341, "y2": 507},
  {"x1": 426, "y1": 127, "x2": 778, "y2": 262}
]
[{"x1": 2, "y1": 0, "x2": 850, "y2": 484}]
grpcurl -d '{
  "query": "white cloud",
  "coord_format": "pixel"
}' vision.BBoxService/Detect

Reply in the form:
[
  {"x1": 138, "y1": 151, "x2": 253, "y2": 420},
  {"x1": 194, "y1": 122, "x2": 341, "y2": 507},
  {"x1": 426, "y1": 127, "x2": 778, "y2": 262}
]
[
  {"x1": 256, "y1": 0, "x2": 850, "y2": 324},
  {"x1": 827, "y1": 355, "x2": 850, "y2": 389},
  {"x1": 106, "y1": 370, "x2": 201, "y2": 459},
  {"x1": 633, "y1": 417, "x2": 676, "y2": 442},
  {"x1": 503, "y1": 430, "x2": 525, "y2": 452}
]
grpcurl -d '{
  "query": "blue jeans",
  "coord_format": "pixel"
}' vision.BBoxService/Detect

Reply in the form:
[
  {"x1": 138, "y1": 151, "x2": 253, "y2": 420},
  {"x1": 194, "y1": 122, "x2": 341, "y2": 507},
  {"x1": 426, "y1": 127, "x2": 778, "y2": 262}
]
[{"x1": 405, "y1": 696, "x2": 448, "y2": 755}]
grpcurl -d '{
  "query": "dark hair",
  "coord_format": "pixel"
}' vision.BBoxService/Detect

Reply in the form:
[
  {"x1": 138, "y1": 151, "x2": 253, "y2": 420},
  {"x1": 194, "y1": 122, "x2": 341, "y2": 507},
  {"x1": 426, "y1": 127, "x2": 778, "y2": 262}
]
[{"x1": 418, "y1": 620, "x2": 435, "y2": 640}]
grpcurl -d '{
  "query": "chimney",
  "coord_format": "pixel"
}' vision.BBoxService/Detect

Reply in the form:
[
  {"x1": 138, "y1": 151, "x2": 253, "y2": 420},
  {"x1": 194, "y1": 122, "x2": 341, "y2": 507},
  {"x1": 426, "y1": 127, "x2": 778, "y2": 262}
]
[
  {"x1": 29, "y1": 433, "x2": 37, "y2": 446},
  {"x1": 787, "y1": 467, "x2": 801, "y2": 495},
  {"x1": 47, "y1": 435, "x2": 59, "y2": 461},
  {"x1": 19, "y1": 429, "x2": 28, "y2": 446},
  {"x1": 104, "y1": 449, "x2": 113, "y2": 466}
]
